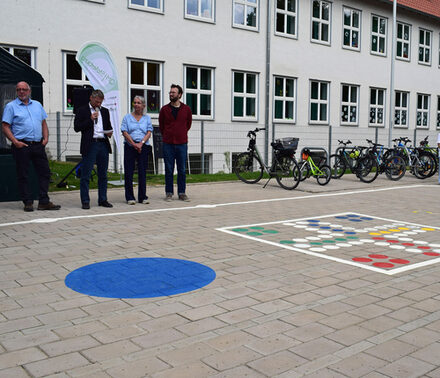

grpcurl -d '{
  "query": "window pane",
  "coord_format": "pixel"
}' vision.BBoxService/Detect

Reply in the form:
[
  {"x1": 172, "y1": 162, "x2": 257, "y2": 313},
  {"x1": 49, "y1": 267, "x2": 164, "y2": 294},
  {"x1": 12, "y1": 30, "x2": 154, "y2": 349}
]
[
  {"x1": 286, "y1": 79, "x2": 294, "y2": 97},
  {"x1": 418, "y1": 95, "x2": 423, "y2": 109},
  {"x1": 344, "y1": 29, "x2": 350, "y2": 46},
  {"x1": 344, "y1": 9, "x2": 351, "y2": 26},
  {"x1": 277, "y1": 0, "x2": 285, "y2": 10},
  {"x1": 67, "y1": 54, "x2": 82, "y2": 80},
  {"x1": 395, "y1": 93, "x2": 401, "y2": 107},
  {"x1": 246, "y1": 6, "x2": 257, "y2": 27},
  {"x1": 201, "y1": 69, "x2": 211, "y2": 90},
  {"x1": 246, "y1": 98, "x2": 256, "y2": 116},
  {"x1": 275, "y1": 100, "x2": 283, "y2": 118},
  {"x1": 322, "y1": 2, "x2": 329, "y2": 20},
  {"x1": 350, "y1": 106, "x2": 357, "y2": 122},
  {"x1": 148, "y1": 0, "x2": 160, "y2": 8},
  {"x1": 147, "y1": 90, "x2": 160, "y2": 113},
  {"x1": 312, "y1": 1, "x2": 320, "y2": 18},
  {"x1": 285, "y1": 101, "x2": 294, "y2": 119},
  {"x1": 200, "y1": 94, "x2": 211, "y2": 115},
  {"x1": 397, "y1": 23, "x2": 403, "y2": 38},
  {"x1": 342, "y1": 85, "x2": 349, "y2": 102},
  {"x1": 287, "y1": 0, "x2": 295, "y2": 12},
  {"x1": 402, "y1": 94, "x2": 407, "y2": 107},
  {"x1": 234, "y1": 96, "x2": 244, "y2": 116},
  {"x1": 351, "y1": 87, "x2": 357, "y2": 103},
  {"x1": 370, "y1": 89, "x2": 376, "y2": 105},
  {"x1": 320, "y1": 83, "x2": 328, "y2": 100},
  {"x1": 311, "y1": 103, "x2": 318, "y2": 120},
  {"x1": 372, "y1": 36, "x2": 378, "y2": 52},
  {"x1": 234, "y1": 4, "x2": 245, "y2": 25},
  {"x1": 397, "y1": 42, "x2": 402, "y2": 57},
  {"x1": 320, "y1": 104, "x2": 327, "y2": 121},
  {"x1": 275, "y1": 78, "x2": 284, "y2": 96},
  {"x1": 379, "y1": 19, "x2": 386, "y2": 34},
  {"x1": 187, "y1": 93, "x2": 198, "y2": 114},
  {"x1": 131, "y1": 0, "x2": 144, "y2": 5},
  {"x1": 426, "y1": 31, "x2": 430, "y2": 45},
  {"x1": 187, "y1": 0, "x2": 198, "y2": 16},
  {"x1": 419, "y1": 47, "x2": 424, "y2": 61},
  {"x1": 372, "y1": 16, "x2": 378, "y2": 33},
  {"x1": 312, "y1": 21, "x2": 319, "y2": 40},
  {"x1": 131, "y1": 61, "x2": 144, "y2": 84},
  {"x1": 234, "y1": 73, "x2": 244, "y2": 92},
  {"x1": 246, "y1": 74, "x2": 256, "y2": 94},
  {"x1": 276, "y1": 13, "x2": 284, "y2": 33},
  {"x1": 14, "y1": 49, "x2": 31, "y2": 66},
  {"x1": 201, "y1": 0, "x2": 212, "y2": 18},
  {"x1": 286, "y1": 15, "x2": 295, "y2": 34},
  {"x1": 419, "y1": 30, "x2": 424, "y2": 44},
  {"x1": 147, "y1": 63, "x2": 159, "y2": 86},
  {"x1": 321, "y1": 24, "x2": 329, "y2": 42},
  {"x1": 378, "y1": 90, "x2": 384, "y2": 105},
  {"x1": 352, "y1": 11, "x2": 359, "y2": 28},
  {"x1": 186, "y1": 67, "x2": 198, "y2": 89},
  {"x1": 379, "y1": 38, "x2": 385, "y2": 53},
  {"x1": 352, "y1": 32, "x2": 359, "y2": 48}
]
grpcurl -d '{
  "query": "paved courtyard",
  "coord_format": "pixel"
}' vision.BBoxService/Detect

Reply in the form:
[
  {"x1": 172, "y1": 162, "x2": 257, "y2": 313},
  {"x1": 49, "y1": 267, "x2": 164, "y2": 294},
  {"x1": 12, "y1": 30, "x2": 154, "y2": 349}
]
[{"x1": 1, "y1": 173, "x2": 440, "y2": 377}]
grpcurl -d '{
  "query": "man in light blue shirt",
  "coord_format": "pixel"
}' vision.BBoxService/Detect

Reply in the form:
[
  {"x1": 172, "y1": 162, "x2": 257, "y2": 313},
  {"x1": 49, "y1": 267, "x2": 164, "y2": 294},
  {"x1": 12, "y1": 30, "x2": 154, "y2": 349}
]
[{"x1": 2, "y1": 81, "x2": 60, "y2": 212}]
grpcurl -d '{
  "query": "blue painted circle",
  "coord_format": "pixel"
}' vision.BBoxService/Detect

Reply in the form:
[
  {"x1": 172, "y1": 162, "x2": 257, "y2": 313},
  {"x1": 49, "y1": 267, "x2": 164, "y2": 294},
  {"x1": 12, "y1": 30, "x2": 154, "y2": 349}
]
[
  {"x1": 346, "y1": 214, "x2": 360, "y2": 218},
  {"x1": 344, "y1": 231, "x2": 357, "y2": 235},
  {"x1": 360, "y1": 217, "x2": 373, "y2": 220},
  {"x1": 307, "y1": 220, "x2": 320, "y2": 222},
  {"x1": 332, "y1": 228, "x2": 344, "y2": 232},
  {"x1": 349, "y1": 219, "x2": 362, "y2": 222},
  {"x1": 65, "y1": 258, "x2": 216, "y2": 298},
  {"x1": 335, "y1": 216, "x2": 347, "y2": 219}
]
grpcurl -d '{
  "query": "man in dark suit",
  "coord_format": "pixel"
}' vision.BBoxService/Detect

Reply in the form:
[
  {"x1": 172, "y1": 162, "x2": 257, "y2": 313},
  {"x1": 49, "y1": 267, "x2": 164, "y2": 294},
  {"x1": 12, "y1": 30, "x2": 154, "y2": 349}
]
[{"x1": 74, "y1": 89, "x2": 113, "y2": 209}]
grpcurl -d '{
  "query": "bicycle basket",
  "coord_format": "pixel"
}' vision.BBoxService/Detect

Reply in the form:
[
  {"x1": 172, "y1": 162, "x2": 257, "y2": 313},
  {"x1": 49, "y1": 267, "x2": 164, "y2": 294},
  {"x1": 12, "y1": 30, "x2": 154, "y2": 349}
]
[{"x1": 273, "y1": 137, "x2": 299, "y2": 155}]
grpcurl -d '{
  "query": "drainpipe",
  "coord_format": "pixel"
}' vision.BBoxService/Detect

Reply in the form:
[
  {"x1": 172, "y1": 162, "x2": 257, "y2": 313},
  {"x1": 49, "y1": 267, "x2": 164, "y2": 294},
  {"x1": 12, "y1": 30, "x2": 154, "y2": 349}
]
[
  {"x1": 264, "y1": 0, "x2": 272, "y2": 164},
  {"x1": 388, "y1": 0, "x2": 397, "y2": 147}
]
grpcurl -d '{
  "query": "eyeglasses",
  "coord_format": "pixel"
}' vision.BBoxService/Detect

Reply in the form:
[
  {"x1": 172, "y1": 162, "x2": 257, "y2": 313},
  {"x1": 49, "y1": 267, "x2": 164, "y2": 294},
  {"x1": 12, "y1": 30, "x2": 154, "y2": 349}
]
[{"x1": 17, "y1": 88, "x2": 30, "y2": 92}]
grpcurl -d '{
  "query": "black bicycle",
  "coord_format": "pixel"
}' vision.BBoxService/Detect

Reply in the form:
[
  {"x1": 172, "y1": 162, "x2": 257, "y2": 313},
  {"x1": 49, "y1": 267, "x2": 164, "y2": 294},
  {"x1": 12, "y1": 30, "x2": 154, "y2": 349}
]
[{"x1": 234, "y1": 128, "x2": 301, "y2": 190}]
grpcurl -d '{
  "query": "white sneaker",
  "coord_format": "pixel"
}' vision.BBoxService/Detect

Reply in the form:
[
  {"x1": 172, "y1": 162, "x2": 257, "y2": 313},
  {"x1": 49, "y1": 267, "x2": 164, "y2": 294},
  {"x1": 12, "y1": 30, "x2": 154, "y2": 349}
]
[
  {"x1": 142, "y1": 199, "x2": 150, "y2": 204},
  {"x1": 127, "y1": 200, "x2": 136, "y2": 205}
]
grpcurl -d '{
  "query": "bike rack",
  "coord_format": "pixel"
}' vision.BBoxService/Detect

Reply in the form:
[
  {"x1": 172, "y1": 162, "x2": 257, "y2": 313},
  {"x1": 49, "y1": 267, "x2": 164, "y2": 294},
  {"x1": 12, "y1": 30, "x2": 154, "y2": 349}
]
[{"x1": 300, "y1": 147, "x2": 329, "y2": 165}]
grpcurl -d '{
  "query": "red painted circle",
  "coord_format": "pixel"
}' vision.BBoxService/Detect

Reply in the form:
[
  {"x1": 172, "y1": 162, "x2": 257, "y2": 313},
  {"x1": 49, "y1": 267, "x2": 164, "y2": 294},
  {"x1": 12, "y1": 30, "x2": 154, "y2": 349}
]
[
  {"x1": 369, "y1": 254, "x2": 388, "y2": 259},
  {"x1": 401, "y1": 243, "x2": 414, "y2": 246},
  {"x1": 352, "y1": 257, "x2": 373, "y2": 262},
  {"x1": 372, "y1": 237, "x2": 385, "y2": 240},
  {"x1": 423, "y1": 252, "x2": 440, "y2": 256},
  {"x1": 386, "y1": 240, "x2": 399, "y2": 243},
  {"x1": 373, "y1": 262, "x2": 394, "y2": 268},
  {"x1": 389, "y1": 259, "x2": 410, "y2": 264},
  {"x1": 417, "y1": 246, "x2": 431, "y2": 250}
]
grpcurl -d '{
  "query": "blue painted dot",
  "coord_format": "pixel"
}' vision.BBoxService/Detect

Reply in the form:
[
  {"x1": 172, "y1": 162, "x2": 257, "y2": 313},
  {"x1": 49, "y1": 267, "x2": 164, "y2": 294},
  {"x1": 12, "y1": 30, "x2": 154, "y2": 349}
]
[
  {"x1": 335, "y1": 216, "x2": 348, "y2": 219},
  {"x1": 307, "y1": 220, "x2": 320, "y2": 222},
  {"x1": 65, "y1": 258, "x2": 216, "y2": 298},
  {"x1": 344, "y1": 231, "x2": 357, "y2": 235},
  {"x1": 320, "y1": 226, "x2": 332, "y2": 229},
  {"x1": 332, "y1": 229, "x2": 344, "y2": 232},
  {"x1": 360, "y1": 217, "x2": 373, "y2": 220},
  {"x1": 346, "y1": 214, "x2": 360, "y2": 218},
  {"x1": 349, "y1": 219, "x2": 362, "y2": 222}
]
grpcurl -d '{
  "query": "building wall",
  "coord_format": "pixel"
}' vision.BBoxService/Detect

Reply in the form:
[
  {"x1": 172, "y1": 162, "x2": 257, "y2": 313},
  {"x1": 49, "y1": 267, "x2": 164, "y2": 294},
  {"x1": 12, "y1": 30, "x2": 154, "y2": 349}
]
[{"x1": 1, "y1": 0, "x2": 439, "y2": 172}]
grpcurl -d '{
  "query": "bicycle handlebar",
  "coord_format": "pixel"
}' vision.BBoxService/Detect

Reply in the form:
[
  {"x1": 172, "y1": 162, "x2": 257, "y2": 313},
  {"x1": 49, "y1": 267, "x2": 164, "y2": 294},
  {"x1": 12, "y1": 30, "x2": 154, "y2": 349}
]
[
  {"x1": 247, "y1": 127, "x2": 266, "y2": 138},
  {"x1": 338, "y1": 139, "x2": 352, "y2": 146}
]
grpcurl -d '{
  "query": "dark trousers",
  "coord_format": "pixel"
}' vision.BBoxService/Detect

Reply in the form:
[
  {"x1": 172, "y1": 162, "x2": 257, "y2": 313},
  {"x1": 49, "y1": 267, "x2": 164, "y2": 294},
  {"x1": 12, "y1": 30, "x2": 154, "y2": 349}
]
[
  {"x1": 124, "y1": 143, "x2": 151, "y2": 202},
  {"x1": 163, "y1": 142, "x2": 187, "y2": 195},
  {"x1": 11, "y1": 143, "x2": 51, "y2": 205},
  {"x1": 80, "y1": 141, "x2": 109, "y2": 204}
]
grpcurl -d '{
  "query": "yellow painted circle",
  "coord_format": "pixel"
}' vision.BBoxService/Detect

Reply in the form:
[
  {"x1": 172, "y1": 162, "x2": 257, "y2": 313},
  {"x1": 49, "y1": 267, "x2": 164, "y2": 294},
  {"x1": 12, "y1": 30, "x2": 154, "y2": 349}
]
[
  {"x1": 380, "y1": 231, "x2": 390, "y2": 234},
  {"x1": 369, "y1": 232, "x2": 381, "y2": 235},
  {"x1": 398, "y1": 227, "x2": 410, "y2": 230},
  {"x1": 421, "y1": 228, "x2": 435, "y2": 231},
  {"x1": 388, "y1": 229, "x2": 400, "y2": 232}
]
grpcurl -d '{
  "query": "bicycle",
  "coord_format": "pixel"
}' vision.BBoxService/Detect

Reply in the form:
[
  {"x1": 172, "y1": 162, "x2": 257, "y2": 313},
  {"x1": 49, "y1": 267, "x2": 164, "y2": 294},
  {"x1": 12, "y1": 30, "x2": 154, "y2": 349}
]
[
  {"x1": 234, "y1": 128, "x2": 301, "y2": 190},
  {"x1": 298, "y1": 149, "x2": 331, "y2": 185},
  {"x1": 419, "y1": 136, "x2": 439, "y2": 175},
  {"x1": 329, "y1": 140, "x2": 366, "y2": 179}
]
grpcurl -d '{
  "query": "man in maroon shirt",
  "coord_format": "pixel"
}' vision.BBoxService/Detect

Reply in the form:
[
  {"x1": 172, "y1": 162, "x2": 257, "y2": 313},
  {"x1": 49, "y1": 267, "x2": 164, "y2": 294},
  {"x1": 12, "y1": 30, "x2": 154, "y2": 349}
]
[{"x1": 159, "y1": 84, "x2": 192, "y2": 201}]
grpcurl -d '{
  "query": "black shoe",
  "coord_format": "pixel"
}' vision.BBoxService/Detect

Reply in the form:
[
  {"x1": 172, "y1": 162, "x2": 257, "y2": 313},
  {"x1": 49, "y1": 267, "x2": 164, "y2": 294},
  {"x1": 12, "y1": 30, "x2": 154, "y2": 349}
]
[
  {"x1": 38, "y1": 202, "x2": 61, "y2": 210},
  {"x1": 99, "y1": 200, "x2": 113, "y2": 208},
  {"x1": 24, "y1": 203, "x2": 34, "y2": 212},
  {"x1": 82, "y1": 202, "x2": 90, "y2": 210}
]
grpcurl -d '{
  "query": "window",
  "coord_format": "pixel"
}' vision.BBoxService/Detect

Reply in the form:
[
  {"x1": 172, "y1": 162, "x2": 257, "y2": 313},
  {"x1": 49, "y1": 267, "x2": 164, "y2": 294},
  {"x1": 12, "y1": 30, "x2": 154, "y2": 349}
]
[
  {"x1": 418, "y1": 29, "x2": 431, "y2": 65},
  {"x1": 273, "y1": 76, "x2": 296, "y2": 122},
  {"x1": 1, "y1": 45, "x2": 36, "y2": 68},
  {"x1": 437, "y1": 97, "x2": 440, "y2": 129},
  {"x1": 232, "y1": 71, "x2": 258, "y2": 120},
  {"x1": 396, "y1": 22, "x2": 410, "y2": 60},
  {"x1": 275, "y1": 0, "x2": 297, "y2": 37},
  {"x1": 185, "y1": 0, "x2": 214, "y2": 21},
  {"x1": 309, "y1": 80, "x2": 329, "y2": 124},
  {"x1": 369, "y1": 88, "x2": 385, "y2": 127},
  {"x1": 129, "y1": 59, "x2": 162, "y2": 114},
  {"x1": 394, "y1": 91, "x2": 409, "y2": 127},
  {"x1": 343, "y1": 7, "x2": 361, "y2": 50},
  {"x1": 311, "y1": 0, "x2": 331, "y2": 44},
  {"x1": 64, "y1": 52, "x2": 92, "y2": 112},
  {"x1": 371, "y1": 15, "x2": 387, "y2": 56},
  {"x1": 416, "y1": 93, "x2": 430, "y2": 128},
  {"x1": 233, "y1": 0, "x2": 258, "y2": 30},
  {"x1": 184, "y1": 65, "x2": 213, "y2": 118},
  {"x1": 129, "y1": 0, "x2": 162, "y2": 12},
  {"x1": 341, "y1": 84, "x2": 359, "y2": 125}
]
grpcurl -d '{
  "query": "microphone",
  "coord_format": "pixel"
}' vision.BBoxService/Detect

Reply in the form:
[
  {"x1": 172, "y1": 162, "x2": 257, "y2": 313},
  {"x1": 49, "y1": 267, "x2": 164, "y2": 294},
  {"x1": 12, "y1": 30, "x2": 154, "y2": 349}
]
[{"x1": 94, "y1": 107, "x2": 99, "y2": 124}]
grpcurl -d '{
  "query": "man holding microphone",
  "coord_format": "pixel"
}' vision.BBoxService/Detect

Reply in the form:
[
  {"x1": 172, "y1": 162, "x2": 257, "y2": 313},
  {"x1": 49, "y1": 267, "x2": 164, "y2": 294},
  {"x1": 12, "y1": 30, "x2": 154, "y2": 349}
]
[{"x1": 74, "y1": 89, "x2": 113, "y2": 209}]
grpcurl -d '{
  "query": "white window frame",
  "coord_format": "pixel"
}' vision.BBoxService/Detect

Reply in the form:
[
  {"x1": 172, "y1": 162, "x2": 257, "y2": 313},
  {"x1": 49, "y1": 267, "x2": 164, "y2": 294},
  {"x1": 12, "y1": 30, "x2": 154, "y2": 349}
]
[
  {"x1": 232, "y1": 0, "x2": 259, "y2": 31},
  {"x1": 309, "y1": 80, "x2": 329, "y2": 124},
  {"x1": 418, "y1": 28, "x2": 432, "y2": 66},
  {"x1": 396, "y1": 21, "x2": 411, "y2": 61},
  {"x1": 311, "y1": 0, "x2": 331, "y2": 45},
  {"x1": 416, "y1": 93, "x2": 430, "y2": 128},
  {"x1": 371, "y1": 14, "x2": 387, "y2": 56},
  {"x1": 340, "y1": 84, "x2": 359, "y2": 126},
  {"x1": 185, "y1": 0, "x2": 215, "y2": 22},
  {"x1": 128, "y1": 58, "x2": 163, "y2": 117},
  {"x1": 342, "y1": 7, "x2": 361, "y2": 51},
  {"x1": 128, "y1": 0, "x2": 163, "y2": 13},
  {"x1": 394, "y1": 91, "x2": 409, "y2": 128},
  {"x1": 275, "y1": 0, "x2": 298, "y2": 38},
  {"x1": 63, "y1": 51, "x2": 91, "y2": 113},
  {"x1": 232, "y1": 71, "x2": 258, "y2": 121},
  {"x1": 436, "y1": 96, "x2": 440, "y2": 129},
  {"x1": 369, "y1": 87, "x2": 386, "y2": 127},
  {"x1": 184, "y1": 65, "x2": 214, "y2": 120},
  {"x1": 1, "y1": 44, "x2": 36, "y2": 68},
  {"x1": 82, "y1": 0, "x2": 105, "y2": 3},
  {"x1": 273, "y1": 76, "x2": 297, "y2": 123}
]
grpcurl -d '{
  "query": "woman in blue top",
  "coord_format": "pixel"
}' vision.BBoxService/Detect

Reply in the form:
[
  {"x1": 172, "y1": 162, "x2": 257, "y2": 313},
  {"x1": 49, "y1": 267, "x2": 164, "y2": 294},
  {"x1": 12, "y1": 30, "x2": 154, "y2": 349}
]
[{"x1": 121, "y1": 96, "x2": 153, "y2": 204}]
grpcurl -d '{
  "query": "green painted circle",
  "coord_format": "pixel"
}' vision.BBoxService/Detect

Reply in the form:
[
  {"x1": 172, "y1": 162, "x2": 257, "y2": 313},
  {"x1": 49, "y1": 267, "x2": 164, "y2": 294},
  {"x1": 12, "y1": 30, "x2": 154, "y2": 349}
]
[
  {"x1": 247, "y1": 232, "x2": 263, "y2": 236},
  {"x1": 335, "y1": 238, "x2": 347, "y2": 241},
  {"x1": 322, "y1": 240, "x2": 336, "y2": 243},
  {"x1": 231, "y1": 228, "x2": 248, "y2": 232},
  {"x1": 262, "y1": 230, "x2": 279, "y2": 234},
  {"x1": 346, "y1": 236, "x2": 359, "y2": 239},
  {"x1": 249, "y1": 226, "x2": 264, "y2": 230},
  {"x1": 280, "y1": 240, "x2": 295, "y2": 244},
  {"x1": 310, "y1": 242, "x2": 323, "y2": 245}
]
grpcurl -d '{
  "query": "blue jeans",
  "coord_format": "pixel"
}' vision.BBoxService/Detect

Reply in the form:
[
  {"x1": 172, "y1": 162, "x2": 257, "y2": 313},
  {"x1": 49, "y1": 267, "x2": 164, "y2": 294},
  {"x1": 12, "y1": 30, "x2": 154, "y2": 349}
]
[
  {"x1": 80, "y1": 141, "x2": 109, "y2": 204},
  {"x1": 124, "y1": 143, "x2": 151, "y2": 202},
  {"x1": 163, "y1": 143, "x2": 187, "y2": 195}
]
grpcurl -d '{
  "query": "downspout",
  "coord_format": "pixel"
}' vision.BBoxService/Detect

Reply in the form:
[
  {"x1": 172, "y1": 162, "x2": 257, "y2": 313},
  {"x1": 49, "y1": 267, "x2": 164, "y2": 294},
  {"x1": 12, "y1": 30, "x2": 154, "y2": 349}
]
[
  {"x1": 264, "y1": 0, "x2": 272, "y2": 164},
  {"x1": 388, "y1": 0, "x2": 397, "y2": 147}
]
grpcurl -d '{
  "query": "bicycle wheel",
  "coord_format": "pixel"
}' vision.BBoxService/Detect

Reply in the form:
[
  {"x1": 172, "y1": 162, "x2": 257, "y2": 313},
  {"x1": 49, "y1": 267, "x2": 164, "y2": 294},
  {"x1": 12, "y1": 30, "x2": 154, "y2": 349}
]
[
  {"x1": 384, "y1": 155, "x2": 406, "y2": 181},
  {"x1": 414, "y1": 152, "x2": 436, "y2": 179},
  {"x1": 422, "y1": 151, "x2": 437, "y2": 178},
  {"x1": 316, "y1": 164, "x2": 332, "y2": 185},
  {"x1": 299, "y1": 161, "x2": 310, "y2": 181},
  {"x1": 357, "y1": 155, "x2": 379, "y2": 183},
  {"x1": 329, "y1": 154, "x2": 346, "y2": 179},
  {"x1": 234, "y1": 152, "x2": 264, "y2": 184},
  {"x1": 275, "y1": 156, "x2": 300, "y2": 190}
]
